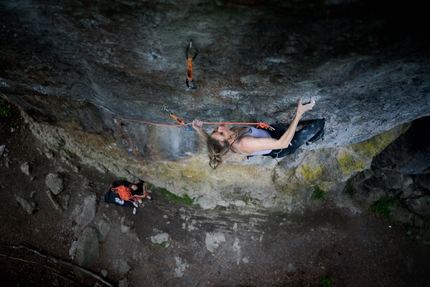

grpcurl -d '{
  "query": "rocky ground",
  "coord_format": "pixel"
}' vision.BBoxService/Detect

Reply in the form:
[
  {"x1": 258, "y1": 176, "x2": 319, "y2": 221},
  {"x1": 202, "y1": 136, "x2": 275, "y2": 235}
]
[{"x1": 1, "y1": 104, "x2": 430, "y2": 287}]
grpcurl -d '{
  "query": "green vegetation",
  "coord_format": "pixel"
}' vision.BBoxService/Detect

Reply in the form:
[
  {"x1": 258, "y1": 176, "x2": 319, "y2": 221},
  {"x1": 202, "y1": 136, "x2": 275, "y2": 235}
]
[
  {"x1": 141, "y1": 183, "x2": 198, "y2": 207},
  {"x1": 65, "y1": 149, "x2": 76, "y2": 158},
  {"x1": 371, "y1": 197, "x2": 394, "y2": 219},
  {"x1": 312, "y1": 186, "x2": 326, "y2": 200},
  {"x1": 343, "y1": 180, "x2": 355, "y2": 195},
  {"x1": 157, "y1": 187, "x2": 194, "y2": 206},
  {"x1": 118, "y1": 177, "x2": 128, "y2": 181},
  {"x1": 0, "y1": 99, "x2": 12, "y2": 117},
  {"x1": 154, "y1": 243, "x2": 166, "y2": 248},
  {"x1": 319, "y1": 275, "x2": 333, "y2": 287}
]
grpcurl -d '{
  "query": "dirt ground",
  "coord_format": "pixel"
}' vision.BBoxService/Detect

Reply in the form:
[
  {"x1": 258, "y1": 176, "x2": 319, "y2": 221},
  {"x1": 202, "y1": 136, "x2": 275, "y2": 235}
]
[{"x1": 1, "y1": 105, "x2": 430, "y2": 287}]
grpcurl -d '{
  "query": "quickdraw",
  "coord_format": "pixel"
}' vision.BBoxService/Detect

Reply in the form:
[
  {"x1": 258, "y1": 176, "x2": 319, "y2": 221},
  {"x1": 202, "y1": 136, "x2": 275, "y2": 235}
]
[
  {"x1": 163, "y1": 106, "x2": 193, "y2": 131},
  {"x1": 185, "y1": 39, "x2": 198, "y2": 90}
]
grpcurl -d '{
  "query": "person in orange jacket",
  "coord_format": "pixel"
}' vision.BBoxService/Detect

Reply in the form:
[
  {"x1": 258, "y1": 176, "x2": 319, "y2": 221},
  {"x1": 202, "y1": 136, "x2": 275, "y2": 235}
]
[{"x1": 104, "y1": 180, "x2": 150, "y2": 214}]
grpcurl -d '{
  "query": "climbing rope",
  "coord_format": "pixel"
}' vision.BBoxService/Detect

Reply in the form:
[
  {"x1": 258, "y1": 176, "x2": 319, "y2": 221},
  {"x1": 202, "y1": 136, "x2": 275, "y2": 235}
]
[
  {"x1": 115, "y1": 114, "x2": 270, "y2": 129},
  {"x1": 114, "y1": 116, "x2": 150, "y2": 198},
  {"x1": 112, "y1": 109, "x2": 272, "y2": 191}
]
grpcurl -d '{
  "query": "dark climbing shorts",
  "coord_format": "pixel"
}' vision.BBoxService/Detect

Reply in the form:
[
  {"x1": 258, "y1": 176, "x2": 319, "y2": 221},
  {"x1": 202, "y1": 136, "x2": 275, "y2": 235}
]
[{"x1": 262, "y1": 118, "x2": 325, "y2": 159}]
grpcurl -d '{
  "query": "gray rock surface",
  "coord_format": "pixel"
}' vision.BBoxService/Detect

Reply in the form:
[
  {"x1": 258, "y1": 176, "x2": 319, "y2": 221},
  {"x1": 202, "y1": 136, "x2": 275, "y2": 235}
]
[
  {"x1": 205, "y1": 231, "x2": 226, "y2": 253},
  {"x1": 405, "y1": 196, "x2": 430, "y2": 218},
  {"x1": 45, "y1": 190, "x2": 64, "y2": 212},
  {"x1": 151, "y1": 232, "x2": 171, "y2": 247},
  {"x1": 15, "y1": 195, "x2": 37, "y2": 214},
  {"x1": 114, "y1": 259, "x2": 132, "y2": 277},
  {"x1": 174, "y1": 257, "x2": 188, "y2": 278},
  {"x1": 371, "y1": 116, "x2": 430, "y2": 174},
  {"x1": 73, "y1": 194, "x2": 97, "y2": 233},
  {"x1": 44, "y1": 173, "x2": 64, "y2": 195},
  {"x1": 118, "y1": 278, "x2": 129, "y2": 287},
  {"x1": 97, "y1": 217, "x2": 112, "y2": 242},
  {"x1": 74, "y1": 227, "x2": 100, "y2": 269},
  {"x1": 20, "y1": 162, "x2": 30, "y2": 176}
]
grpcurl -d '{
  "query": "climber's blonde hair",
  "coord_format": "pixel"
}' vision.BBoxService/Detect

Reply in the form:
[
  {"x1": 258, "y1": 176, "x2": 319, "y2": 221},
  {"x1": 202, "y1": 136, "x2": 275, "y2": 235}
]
[{"x1": 207, "y1": 137, "x2": 230, "y2": 170}]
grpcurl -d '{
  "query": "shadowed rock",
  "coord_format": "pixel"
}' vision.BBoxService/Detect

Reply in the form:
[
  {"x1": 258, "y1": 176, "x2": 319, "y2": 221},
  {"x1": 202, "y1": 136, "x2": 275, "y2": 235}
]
[
  {"x1": 74, "y1": 227, "x2": 100, "y2": 269},
  {"x1": 45, "y1": 173, "x2": 64, "y2": 195},
  {"x1": 15, "y1": 195, "x2": 37, "y2": 214}
]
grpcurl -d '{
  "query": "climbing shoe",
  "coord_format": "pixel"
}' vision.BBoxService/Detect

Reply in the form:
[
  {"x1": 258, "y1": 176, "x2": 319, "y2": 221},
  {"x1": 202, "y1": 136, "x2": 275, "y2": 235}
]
[{"x1": 306, "y1": 129, "x2": 324, "y2": 145}]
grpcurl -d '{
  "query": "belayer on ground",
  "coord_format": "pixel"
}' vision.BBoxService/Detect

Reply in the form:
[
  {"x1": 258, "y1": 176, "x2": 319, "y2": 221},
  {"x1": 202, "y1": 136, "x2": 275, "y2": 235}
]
[
  {"x1": 104, "y1": 179, "x2": 151, "y2": 214},
  {"x1": 192, "y1": 97, "x2": 325, "y2": 169}
]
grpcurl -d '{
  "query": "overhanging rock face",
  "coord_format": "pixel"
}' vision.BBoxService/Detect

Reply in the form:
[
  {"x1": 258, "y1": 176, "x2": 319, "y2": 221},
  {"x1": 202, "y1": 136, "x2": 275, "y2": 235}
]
[{"x1": 1, "y1": 0, "x2": 429, "y2": 208}]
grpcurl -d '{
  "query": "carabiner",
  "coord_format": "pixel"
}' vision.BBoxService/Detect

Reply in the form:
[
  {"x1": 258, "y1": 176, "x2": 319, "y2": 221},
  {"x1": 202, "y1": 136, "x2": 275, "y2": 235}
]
[
  {"x1": 186, "y1": 78, "x2": 197, "y2": 90},
  {"x1": 163, "y1": 107, "x2": 192, "y2": 132},
  {"x1": 185, "y1": 39, "x2": 198, "y2": 60}
]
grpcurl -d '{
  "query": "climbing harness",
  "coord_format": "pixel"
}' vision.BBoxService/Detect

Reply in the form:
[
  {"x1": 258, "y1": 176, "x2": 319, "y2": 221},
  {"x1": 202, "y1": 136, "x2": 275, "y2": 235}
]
[
  {"x1": 255, "y1": 122, "x2": 275, "y2": 131},
  {"x1": 185, "y1": 39, "x2": 198, "y2": 90},
  {"x1": 163, "y1": 106, "x2": 192, "y2": 131}
]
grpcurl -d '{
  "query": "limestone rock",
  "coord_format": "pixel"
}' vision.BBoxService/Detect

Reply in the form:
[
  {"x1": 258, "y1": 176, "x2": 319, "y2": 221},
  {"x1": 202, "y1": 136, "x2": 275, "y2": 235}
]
[
  {"x1": 195, "y1": 195, "x2": 218, "y2": 210},
  {"x1": 118, "y1": 278, "x2": 129, "y2": 287},
  {"x1": 45, "y1": 190, "x2": 64, "y2": 212},
  {"x1": 74, "y1": 227, "x2": 100, "y2": 269},
  {"x1": 15, "y1": 195, "x2": 36, "y2": 214},
  {"x1": 151, "y1": 232, "x2": 170, "y2": 247},
  {"x1": 20, "y1": 162, "x2": 30, "y2": 176},
  {"x1": 174, "y1": 257, "x2": 188, "y2": 278},
  {"x1": 405, "y1": 196, "x2": 430, "y2": 218},
  {"x1": 371, "y1": 116, "x2": 430, "y2": 175},
  {"x1": 205, "y1": 232, "x2": 226, "y2": 253},
  {"x1": 120, "y1": 216, "x2": 133, "y2": 234},
  {"x1": 97, "y1": 217, "x2": 112, "y2": 242},
  {"x1": 415, "y1": 175, "x2": 430, "y2": 190},
  {"x1": 45, "y1": 173, "x2": 64, "y2": 195},
  {"x1": 68, "y1": 241, "x2": 78, "y2": 260},
  {"x1": 286, "y1": 263, "x2": 297, "y2": 276},
  {"x1": 114, "y1": 259, "x2": 131, "y2": 276},
  {"x1": 73, "y1": 194, "x2": 97, "y2": 233}
]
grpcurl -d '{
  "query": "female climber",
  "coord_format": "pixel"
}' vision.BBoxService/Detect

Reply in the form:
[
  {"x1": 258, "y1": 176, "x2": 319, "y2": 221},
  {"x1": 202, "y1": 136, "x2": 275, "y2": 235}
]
[{"x1": 192, "y1": 97, "x2": 325, "y2": 170}]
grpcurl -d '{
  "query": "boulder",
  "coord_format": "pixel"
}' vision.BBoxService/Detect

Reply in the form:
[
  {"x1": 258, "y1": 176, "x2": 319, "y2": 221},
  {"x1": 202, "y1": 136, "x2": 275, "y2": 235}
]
[
  {"x1": 20, "y1": 162, "x2": 30, "y2": 176},
  {"x1": 404, "y1": 196, "x2": 430, "y2": 218},
  {"x1": 15, "y1": 195, "x2": 37, "y2": 214},
  {"x1": 74, "y1": 227, "x2": 100, "y2": 269},
  {"x1": 45, "y1": 173, "x2": 64, "y2": 195}
]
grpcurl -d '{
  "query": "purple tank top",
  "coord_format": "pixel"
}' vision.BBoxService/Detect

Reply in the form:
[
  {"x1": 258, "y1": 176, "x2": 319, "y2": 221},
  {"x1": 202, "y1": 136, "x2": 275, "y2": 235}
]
[{"x1": 233, "y1": 126, "x2": 272, "y2": 156}]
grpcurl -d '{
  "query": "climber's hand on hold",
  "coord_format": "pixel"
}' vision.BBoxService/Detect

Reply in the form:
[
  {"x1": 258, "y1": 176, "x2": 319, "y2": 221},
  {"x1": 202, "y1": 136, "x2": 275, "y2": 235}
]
[
  {"x1": 192, "y1": 119, "x2": 208, "y2": 140},
  {"x1": 297, "y1": 97, "x2": 315, "y2": 116},
  {"x1": 192, "y1": 119, "x2": 203, "y2": 130}
]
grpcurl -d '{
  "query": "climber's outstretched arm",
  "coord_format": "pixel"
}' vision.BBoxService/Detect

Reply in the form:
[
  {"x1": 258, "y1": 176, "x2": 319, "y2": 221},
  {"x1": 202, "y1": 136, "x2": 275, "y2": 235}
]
[{"x1": 192, "y1": 119, "x2": 209, "y2": 141}]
